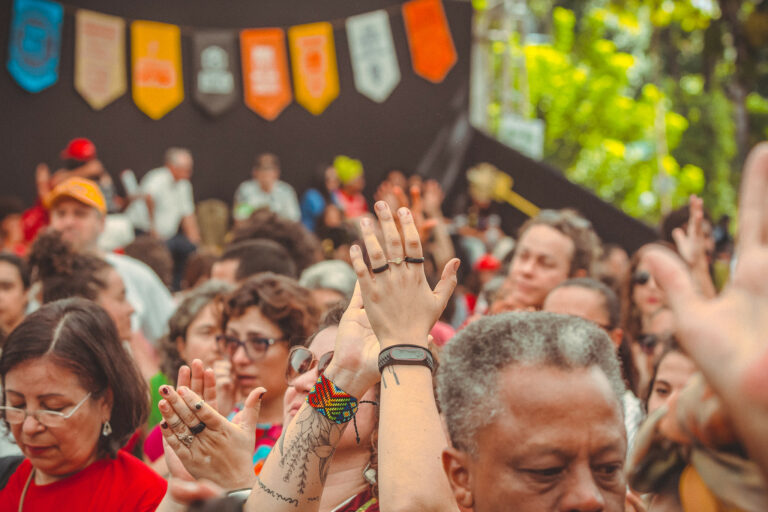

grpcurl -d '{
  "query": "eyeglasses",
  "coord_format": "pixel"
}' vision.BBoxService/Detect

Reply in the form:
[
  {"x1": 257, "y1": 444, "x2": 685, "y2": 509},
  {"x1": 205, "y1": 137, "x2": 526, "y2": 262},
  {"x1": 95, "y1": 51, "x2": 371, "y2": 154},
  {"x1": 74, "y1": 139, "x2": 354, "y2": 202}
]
[
  {"x1": 0, "y1": 392, "x2": 92, "y2": 428},
  {"x1": 285, "y1": 347, "x2": 334, "y2": 385},
  {"x1": 216, "y1": 333, "x2": 286, "y2": 361},
  {"x1": 632, "y1": 271, "x2": 650, "y2": 286}
]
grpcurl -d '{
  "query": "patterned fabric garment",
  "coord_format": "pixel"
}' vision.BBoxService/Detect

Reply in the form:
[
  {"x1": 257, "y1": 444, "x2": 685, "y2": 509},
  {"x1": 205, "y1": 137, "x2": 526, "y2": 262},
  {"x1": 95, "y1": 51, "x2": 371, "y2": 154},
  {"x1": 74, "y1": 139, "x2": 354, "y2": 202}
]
[
  {"x1": 330, "y1": 487, "x2": 378, "y2": 512},
  {"x1": 252, "y1": 423, "x2": 283, "y2": 475}
]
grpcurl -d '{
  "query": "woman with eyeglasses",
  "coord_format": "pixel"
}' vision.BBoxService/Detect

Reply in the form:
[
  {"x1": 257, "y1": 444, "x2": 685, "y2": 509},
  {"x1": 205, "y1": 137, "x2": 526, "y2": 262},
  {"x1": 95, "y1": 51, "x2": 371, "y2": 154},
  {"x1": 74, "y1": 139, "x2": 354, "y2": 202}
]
[
  {"x1": 216, "y1": 273, "x2": 320, "y2": 472},
  {"x1": 0, "y1": 298, "x2": 166, "y2": 510}
]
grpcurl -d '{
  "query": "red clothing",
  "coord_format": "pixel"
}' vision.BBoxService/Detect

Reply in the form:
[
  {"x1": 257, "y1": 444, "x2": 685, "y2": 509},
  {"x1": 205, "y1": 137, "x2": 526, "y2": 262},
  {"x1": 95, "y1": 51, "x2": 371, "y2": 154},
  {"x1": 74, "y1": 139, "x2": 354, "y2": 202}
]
[
  {"x1": 0, "y1": 452, "x2": 167, "y2": 512},
  {"x1": 334, "y1": 190, "x2": 368, "y2": 219},
  {"x1": 333, "y1": 487, "x2": 378, "y2": 512}
]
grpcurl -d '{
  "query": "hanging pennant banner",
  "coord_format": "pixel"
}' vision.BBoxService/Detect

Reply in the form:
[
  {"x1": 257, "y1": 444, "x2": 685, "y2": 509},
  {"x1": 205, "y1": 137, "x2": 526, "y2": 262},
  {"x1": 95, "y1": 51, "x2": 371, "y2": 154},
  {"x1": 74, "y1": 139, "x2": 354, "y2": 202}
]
[
  {"x1": 74, "y1": 10, "x2": 126, "y2": 110},
  {"x1": 131, "y1": 20, "x2": 184, "y2": 120},
  {"x1": 192, "y1": 31, "x2": 238, "y2": 117},
  {"x1": 7, "y1": 0, "x2": 63, "y2": 93},
  {"x1": 346, "y1": 10, "x2": 400, "y2": 103},
  {"x1": 288, "y1": 22, "x2": 339, "y2": 116},
  {"x1": 240, "y1": 28, "x2": 292, "y2": 121},
  {"x1": 402, "y1": 0, "x2": 457, "y2": 83}
]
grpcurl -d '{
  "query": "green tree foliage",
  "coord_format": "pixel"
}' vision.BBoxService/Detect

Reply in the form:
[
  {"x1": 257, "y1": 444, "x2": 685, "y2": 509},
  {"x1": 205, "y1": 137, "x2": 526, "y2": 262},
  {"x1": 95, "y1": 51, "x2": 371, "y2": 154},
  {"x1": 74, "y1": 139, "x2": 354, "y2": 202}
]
[{"x1": 478, "y1": 0, "x2": 768, "y2": 223}]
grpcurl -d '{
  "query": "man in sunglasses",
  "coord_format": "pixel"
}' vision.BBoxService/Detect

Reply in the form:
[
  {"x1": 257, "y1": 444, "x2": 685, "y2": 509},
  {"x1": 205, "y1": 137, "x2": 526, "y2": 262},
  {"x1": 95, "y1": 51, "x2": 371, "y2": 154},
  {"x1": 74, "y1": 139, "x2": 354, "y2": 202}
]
[{"x1": 501, "y1": 209, "x2": 601, "y2": 312}]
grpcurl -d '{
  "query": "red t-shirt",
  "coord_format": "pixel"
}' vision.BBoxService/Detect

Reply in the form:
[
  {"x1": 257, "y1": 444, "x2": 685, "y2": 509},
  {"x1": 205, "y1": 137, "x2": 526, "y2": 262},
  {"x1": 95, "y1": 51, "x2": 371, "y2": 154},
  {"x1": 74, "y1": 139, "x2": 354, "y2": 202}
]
[{"x1": 0, "y1": 451, "x2": 167, "y2": 512}]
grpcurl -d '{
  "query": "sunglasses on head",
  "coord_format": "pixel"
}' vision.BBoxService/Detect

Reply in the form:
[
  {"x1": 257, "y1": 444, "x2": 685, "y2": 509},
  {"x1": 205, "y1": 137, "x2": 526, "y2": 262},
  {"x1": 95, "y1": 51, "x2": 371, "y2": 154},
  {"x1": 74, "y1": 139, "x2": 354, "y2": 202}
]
[
  {"x1": 632, "y1": 271, "x2": 650, "y2": 286},
  {"x1": 285, "y1": 347, "x2": 334, "y2": 385}
]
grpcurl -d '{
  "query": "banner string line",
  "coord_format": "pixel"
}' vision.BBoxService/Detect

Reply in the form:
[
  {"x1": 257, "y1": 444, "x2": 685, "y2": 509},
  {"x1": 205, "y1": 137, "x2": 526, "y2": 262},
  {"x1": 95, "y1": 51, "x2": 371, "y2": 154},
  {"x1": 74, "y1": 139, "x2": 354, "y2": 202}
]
[{"x1": 52, "y1": 0, "x2": 470, "y2": 35}]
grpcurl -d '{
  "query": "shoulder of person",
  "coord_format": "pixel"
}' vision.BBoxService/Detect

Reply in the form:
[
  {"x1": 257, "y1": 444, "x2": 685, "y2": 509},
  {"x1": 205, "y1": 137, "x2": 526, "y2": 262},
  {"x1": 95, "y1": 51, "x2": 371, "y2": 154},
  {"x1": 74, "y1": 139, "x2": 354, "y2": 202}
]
[{"x1": 104, "y1": 253, "x2": 172, "y2": 297}]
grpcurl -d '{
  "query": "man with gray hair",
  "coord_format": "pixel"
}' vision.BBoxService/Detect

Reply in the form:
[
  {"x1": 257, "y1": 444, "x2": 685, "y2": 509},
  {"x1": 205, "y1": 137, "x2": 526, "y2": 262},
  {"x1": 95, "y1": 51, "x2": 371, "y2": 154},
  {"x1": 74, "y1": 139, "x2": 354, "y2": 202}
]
[
  {"x1": 128, "y1": 147, "x2": 202, "y2": 289},
  {"x1": 439, "y1": 311, "x2": 629, "y2": 511}
]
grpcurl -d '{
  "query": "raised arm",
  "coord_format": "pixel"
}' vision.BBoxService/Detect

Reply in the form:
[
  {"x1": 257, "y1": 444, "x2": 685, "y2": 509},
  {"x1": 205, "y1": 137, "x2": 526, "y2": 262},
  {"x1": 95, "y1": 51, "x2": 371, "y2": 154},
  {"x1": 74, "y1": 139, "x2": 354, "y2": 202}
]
[
  {"x1": 352, "y1": 201, "x2": 460, "y2": 512},
  {"x1": 645, "y1": 142, "x2": 768, "y2": 482}
]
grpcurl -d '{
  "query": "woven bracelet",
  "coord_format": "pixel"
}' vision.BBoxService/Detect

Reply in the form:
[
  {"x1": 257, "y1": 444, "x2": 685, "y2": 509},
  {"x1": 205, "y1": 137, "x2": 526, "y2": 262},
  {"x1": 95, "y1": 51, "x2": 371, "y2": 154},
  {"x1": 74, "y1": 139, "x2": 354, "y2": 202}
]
[{"x1": 306, "y1": 373, "x2": 359, "y2": 424}]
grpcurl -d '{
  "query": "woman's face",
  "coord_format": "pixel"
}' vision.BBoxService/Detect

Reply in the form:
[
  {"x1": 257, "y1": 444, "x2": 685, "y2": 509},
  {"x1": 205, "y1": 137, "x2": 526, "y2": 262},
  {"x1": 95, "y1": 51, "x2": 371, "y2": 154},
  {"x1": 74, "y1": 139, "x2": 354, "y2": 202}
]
[
  {"x1": 283, "y1": 327, "x2": 377, "y2": 450},
  {"x1": 97, "y1": 268, "x2": 134, "y2": 341},
  {"x1": 226, "y1": 306, "x2": 290, "y2": 401},
  {"x1": 177, "y1": 302, "x2": 221, "y2": 371},
  {"x1": 4, "y1": 357, "x2": 111, "y2": 482},
  {"x1": 647, "y1": 351, "x2": 696, "y2": 415},
  {"x1": 631, "y1": 257, "x2": 665, "y2": 319},
  {"x1": 0, "y1": 260, "x2": 27, "y2": 333}
]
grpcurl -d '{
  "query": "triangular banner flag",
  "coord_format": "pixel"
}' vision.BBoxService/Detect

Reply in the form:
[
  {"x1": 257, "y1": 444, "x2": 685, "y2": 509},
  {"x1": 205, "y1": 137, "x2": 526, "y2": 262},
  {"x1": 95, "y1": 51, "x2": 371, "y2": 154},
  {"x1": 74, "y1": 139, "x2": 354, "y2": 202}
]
[
  {"x1": 346, "y1": 10, "x2": 400, "y2": 103},
  {"x1": 131, "y1": 20, "x2": 184, "y2": 120},
  {"x1": 240, "y1": 28, "x2": 292, "y2": 121},
  {"x1": 402, "y1": 0, "x2": 457, "y2": 83},
  {"x1": 288, "y1": 22, "x2": 339, "y2": 115},
  {"x1": 192, "y1": 30, "x2": 238, "y2": 117},
  {"x1": 74, "y1": 9, "x2": 126, "y2": 110},
  {"x1": 7, "y1": 0, "x2": 63, "y2": 93}
]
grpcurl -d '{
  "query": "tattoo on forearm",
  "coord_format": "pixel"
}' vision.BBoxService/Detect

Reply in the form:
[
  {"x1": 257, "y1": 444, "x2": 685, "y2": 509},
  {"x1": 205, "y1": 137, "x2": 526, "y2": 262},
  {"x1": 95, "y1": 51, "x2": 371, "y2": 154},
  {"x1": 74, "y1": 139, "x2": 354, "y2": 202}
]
[
  {"x1": 279, "y1": 406, "x2": 343, "y2": 495},
  {"x1": 256, "y1": 476, "x2": 299, "y2": 507},
  {"x1": 388, "y1": 366, "x2": 400, "y2": 386}
]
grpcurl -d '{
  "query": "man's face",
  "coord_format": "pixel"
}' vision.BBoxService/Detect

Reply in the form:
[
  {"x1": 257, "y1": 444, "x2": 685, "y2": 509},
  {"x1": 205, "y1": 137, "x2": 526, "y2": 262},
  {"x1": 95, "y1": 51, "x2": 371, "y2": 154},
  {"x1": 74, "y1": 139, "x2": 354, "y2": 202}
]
[
  {"x1": 254, "y1": 167, "x2": 279, "y2": 192},
  {"x1": 507, "y1": 225, "x2": 575, "y2": 309},
  {"x1": 49, "y1": 198, "x2": 104, "y2": 252},
  {"x1": 169, "y1": 154, "x2": 193, "y2": 181},
  {"x1": 444, "y1": 365, "x2": 627, "y2": 512}
]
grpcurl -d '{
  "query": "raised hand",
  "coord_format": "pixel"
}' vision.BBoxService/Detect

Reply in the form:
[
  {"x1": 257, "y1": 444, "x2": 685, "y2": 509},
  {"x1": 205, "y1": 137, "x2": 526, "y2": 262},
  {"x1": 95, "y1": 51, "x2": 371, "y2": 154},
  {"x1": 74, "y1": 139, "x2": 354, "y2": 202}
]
[
  {"x1": 158, "y1": 383, "x2": 265, "y2": 490},
  {"x1": 644, "y1": 142, "x2": 768, "y2": 481},
  {"x1": 671, "y1": 195, "x2": 707, "y2": 267},
  {"x1": 350, "y1": 201, "x2": 459, "y2": 348}
]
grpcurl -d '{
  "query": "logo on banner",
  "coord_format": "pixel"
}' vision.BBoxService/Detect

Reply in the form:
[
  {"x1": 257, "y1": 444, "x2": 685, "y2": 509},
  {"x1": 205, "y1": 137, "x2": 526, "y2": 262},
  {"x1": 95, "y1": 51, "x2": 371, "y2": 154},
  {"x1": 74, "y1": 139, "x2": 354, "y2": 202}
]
[
  {"x1": 7, "y1": 0, "x2": 64, "y2": 93},
  {"x1": 346, "y1": 10, "x2": 400, "y2": 103},
  {"x1": 289, "y1": 22, "x2": 339, "y2": 115},
  {"x1": 192, "y1": 31, "x2": 238, "y2": 117},
  {"x1": 240, "y1": 28, "x2": 292, "y2": 120},
  {"x1": 74, "y1": 9, "x2": 126, "y2": 110},
  {"x1": 131, "y1": 20, "x2": 184, "y2": 119},
  {"x1": 402, "y1": 0, "x2": 457, "y2": 83}
]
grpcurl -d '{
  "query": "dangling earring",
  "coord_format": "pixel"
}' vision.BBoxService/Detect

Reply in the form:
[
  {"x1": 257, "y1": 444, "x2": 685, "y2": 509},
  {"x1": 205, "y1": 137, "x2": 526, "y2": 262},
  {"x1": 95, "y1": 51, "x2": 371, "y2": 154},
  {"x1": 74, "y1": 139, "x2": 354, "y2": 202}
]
[
  {"x1": 102, "y1": 420, "x2": 112, "y2": 437},
  {"x1": 362, "y1": 462, "x2": 377, "y2": 486}
]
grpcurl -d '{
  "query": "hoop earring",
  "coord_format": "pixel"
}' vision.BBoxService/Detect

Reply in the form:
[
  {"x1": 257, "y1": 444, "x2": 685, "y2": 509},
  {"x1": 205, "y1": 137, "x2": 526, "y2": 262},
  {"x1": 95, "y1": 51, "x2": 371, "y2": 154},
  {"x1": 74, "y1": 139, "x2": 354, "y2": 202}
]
[{"x1": 102, "y1": 420, "x2": 112, "y2": 437}]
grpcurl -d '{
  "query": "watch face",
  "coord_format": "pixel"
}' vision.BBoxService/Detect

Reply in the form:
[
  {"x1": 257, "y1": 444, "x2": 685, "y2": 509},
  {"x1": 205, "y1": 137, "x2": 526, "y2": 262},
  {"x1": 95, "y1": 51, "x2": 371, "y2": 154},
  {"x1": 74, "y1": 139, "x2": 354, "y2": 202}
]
[{"x1": 391, "y1": 347, "x2": 427, "y2": 361}]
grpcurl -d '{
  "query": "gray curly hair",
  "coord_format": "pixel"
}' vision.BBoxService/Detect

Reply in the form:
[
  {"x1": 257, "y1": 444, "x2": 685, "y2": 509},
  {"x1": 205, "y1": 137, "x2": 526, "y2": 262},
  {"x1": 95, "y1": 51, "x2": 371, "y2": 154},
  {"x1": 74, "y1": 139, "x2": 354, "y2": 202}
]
[{"x1": 437, "y1": 311, "x2": 625, "y2": 454}]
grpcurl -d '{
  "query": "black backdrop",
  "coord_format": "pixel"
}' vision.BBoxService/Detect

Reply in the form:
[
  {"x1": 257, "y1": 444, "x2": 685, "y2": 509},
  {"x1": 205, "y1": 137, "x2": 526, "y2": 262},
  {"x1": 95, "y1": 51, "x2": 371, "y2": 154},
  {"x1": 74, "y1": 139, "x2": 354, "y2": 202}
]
[{"x1": 0, "y1": 0, "x2": 472, "y2": 205}]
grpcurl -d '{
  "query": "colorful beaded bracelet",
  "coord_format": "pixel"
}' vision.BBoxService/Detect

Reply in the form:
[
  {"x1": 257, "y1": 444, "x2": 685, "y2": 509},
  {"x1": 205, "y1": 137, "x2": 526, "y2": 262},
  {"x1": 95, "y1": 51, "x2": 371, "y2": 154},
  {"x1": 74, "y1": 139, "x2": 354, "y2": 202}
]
[{"x1": 306, "y1": 373, "x2": 359, "y2": 424}]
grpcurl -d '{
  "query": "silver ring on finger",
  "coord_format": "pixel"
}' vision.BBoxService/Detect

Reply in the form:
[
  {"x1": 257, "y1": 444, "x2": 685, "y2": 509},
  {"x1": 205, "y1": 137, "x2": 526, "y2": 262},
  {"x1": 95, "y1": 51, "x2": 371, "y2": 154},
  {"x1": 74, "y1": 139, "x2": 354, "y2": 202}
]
[{"x1": 177, "y1": 433, "x2": 195, "y2": 447}]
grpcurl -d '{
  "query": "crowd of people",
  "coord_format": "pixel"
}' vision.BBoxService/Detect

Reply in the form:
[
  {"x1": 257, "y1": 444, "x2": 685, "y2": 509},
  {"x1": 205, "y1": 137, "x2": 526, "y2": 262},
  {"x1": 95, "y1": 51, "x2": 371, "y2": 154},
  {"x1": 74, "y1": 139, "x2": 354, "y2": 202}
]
[{"x1": 0, "y1": 135, "x2": 767, "y2": 512}]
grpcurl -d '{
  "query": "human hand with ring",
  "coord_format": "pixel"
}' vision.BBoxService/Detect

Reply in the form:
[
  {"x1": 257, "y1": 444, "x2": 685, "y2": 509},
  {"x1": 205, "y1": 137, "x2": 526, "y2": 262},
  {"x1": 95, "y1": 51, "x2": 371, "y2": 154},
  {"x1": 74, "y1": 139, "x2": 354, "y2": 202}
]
[
  {"x1": 351, "y1": 201, "x2": 460, "y2": 349},
  {"x1": 158, "y1": 382, "x2": 265, "y2": 491}
]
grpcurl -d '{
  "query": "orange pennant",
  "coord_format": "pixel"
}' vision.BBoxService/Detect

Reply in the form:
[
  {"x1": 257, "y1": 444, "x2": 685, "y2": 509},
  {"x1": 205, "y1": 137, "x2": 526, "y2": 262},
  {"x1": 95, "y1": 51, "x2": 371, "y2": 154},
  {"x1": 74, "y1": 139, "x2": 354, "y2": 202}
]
[
  {"x1": 402, "y1": 0, "x2": 457, "y2": 83},
  {"x1": 288, "y1": 22, "x2": 339, "y2": 115},
  {"x1": 240, "y1": 28, "x2": 292, "y2": 121},
  {"x1": 131, "y1": 20, "x2": 184, "y2": 119}
]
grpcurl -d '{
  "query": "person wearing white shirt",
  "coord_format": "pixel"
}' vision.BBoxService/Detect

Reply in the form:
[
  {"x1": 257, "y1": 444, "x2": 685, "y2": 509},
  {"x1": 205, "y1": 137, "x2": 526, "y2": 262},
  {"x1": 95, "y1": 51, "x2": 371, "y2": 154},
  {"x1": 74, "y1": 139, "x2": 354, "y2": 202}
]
[
  {"x1": 233, "y1": 152, "x2": 300, "y2": 222},
  {"x1": 129, "y1": 148, "x2": 202, "y2": 290}
]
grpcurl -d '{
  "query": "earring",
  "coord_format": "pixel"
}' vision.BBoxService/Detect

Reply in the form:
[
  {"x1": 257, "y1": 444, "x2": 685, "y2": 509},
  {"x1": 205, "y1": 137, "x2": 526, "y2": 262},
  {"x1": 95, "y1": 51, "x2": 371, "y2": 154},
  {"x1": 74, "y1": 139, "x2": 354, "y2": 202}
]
[
  {"x1": 102, "y1": 420, "x2": 112, "y2": 437},
  {"x1": 362, "y1": 462, "x2": 377, "y2": 486}
]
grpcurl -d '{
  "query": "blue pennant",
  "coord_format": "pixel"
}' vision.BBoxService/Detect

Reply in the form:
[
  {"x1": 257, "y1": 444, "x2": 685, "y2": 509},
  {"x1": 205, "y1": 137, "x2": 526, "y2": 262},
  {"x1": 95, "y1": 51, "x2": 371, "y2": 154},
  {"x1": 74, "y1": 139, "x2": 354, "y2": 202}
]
[{"x1": 7, "y1": 0, "x2": 63, "y2": 93}]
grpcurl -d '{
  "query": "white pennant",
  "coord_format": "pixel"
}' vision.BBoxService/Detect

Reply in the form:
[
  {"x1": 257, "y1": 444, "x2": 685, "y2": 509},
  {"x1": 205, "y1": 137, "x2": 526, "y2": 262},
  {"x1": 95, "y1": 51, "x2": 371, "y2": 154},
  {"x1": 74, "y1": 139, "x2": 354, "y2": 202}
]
[{"x1": 346, "y1": 10, "x2": 400, "y2": 103}]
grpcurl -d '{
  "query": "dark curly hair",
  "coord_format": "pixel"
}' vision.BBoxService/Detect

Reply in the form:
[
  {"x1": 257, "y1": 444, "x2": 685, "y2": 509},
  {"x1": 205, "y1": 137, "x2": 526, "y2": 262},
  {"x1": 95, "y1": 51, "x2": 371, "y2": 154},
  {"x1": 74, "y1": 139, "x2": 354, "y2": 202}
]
[
  {"x1": 29, "y1": 230, "x2": 111, "y2": 303},
  {"x1": 220, "y1": 273, "x2": 320, "y2": 347},
  {"x1": 0, "y1": 298, "x2": 148, "y2": 458},
  {"x1": 230, "y1": 209, "x2": 322, "y2": 273}
]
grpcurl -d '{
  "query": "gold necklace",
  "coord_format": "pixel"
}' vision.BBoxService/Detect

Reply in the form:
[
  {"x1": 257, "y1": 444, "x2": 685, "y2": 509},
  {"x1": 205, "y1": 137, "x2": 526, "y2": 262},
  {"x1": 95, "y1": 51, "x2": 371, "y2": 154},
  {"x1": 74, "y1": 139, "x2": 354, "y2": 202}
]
[{"x1": 18, "y1": 468, "x2": 34, "y2": 512}]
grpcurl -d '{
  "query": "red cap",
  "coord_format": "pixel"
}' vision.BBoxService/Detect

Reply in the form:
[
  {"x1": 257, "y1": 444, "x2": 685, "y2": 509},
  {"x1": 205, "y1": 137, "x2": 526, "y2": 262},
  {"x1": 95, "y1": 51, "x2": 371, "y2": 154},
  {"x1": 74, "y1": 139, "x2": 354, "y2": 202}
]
[
  {"x1": 60, "y1": 138, "x2": 96, "y2": 161},
  {"x1": 474, "y1": 254, "x2": 501, "y2": 272}
]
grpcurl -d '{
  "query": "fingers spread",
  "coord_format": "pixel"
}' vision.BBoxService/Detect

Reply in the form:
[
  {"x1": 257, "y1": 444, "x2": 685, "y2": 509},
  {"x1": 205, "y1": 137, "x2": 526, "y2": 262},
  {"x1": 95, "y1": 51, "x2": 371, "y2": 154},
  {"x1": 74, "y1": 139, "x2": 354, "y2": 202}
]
[
  {"x1": 643, "y1": 247, "x2": 699, "y2": 314},
  {"x1": 375, "y1": 201, "x2": 405, "y2": 261},
  {"x1": 162, "y1": 386, "x2": 201, "y2": 428},
  {"x1": 159, "y1": 399, "x2": 191, "y2": 437},
  {"x1": 433, "y1": 258, "x2": 460, "y2": 312},
  {"x1": 359, "y1": 216, "x2": 387, "y2": 271},
  {"x1": 738, "y1": 142, "x2": 768, "y2": 249},
  {"x1": 177, "y1": 365, "x2": 191, "y2": 390},
  {"x1": 190, "y1": 359, "x2": 205, "y2": 396},
  {"x1": 238, "y1": 386, "x2": 266, "y2": 433},
  {"x1": 398, "y1": 207, "x2": 424, "y2": 258},
  {"x1": 178, "y1": 386, "x2": 225, "y2": 430},
  {"x1": 350, "y1": 244, "x2": 373, "y2": 291},
  {"x1": 203, "y1": 368, "x2": 217, "y2": 405}
]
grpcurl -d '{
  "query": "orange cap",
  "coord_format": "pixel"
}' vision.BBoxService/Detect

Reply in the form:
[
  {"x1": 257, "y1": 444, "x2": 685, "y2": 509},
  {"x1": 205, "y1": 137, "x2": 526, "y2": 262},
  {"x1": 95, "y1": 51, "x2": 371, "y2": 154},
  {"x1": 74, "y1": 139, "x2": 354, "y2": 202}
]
[{"x1": 45, "y1": 177, "x2": 107, "y2": 215}]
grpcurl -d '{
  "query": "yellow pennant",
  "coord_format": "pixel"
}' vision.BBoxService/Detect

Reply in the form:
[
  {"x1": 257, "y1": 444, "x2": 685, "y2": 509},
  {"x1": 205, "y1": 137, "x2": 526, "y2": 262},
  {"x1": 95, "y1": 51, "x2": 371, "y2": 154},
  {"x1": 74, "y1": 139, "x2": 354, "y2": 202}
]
[
  {"x1": 288, "y1": 22, "x2": 339, "y2": 115},
  {"x1": 75, "y1": 10, "x2": 126, "y2": 110},
  {"x1": 131, "y1": 20, "x2": 184, "y2": 120}
]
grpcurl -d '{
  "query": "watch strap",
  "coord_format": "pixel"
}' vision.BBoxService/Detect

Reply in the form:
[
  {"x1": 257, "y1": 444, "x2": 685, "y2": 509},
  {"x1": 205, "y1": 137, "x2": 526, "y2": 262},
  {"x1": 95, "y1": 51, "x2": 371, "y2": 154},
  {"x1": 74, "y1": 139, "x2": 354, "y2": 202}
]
[{"x1": 378, "y1": 344, "x2": 435, "y2": 374}]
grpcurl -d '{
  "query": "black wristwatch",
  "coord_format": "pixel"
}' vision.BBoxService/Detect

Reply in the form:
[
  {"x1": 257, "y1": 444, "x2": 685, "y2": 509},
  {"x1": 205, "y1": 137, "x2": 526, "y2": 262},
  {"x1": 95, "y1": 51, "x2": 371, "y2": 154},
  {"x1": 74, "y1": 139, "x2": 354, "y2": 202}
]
[{"x1": 378, "y1": 344, "x2": 435, "y2": 374}]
